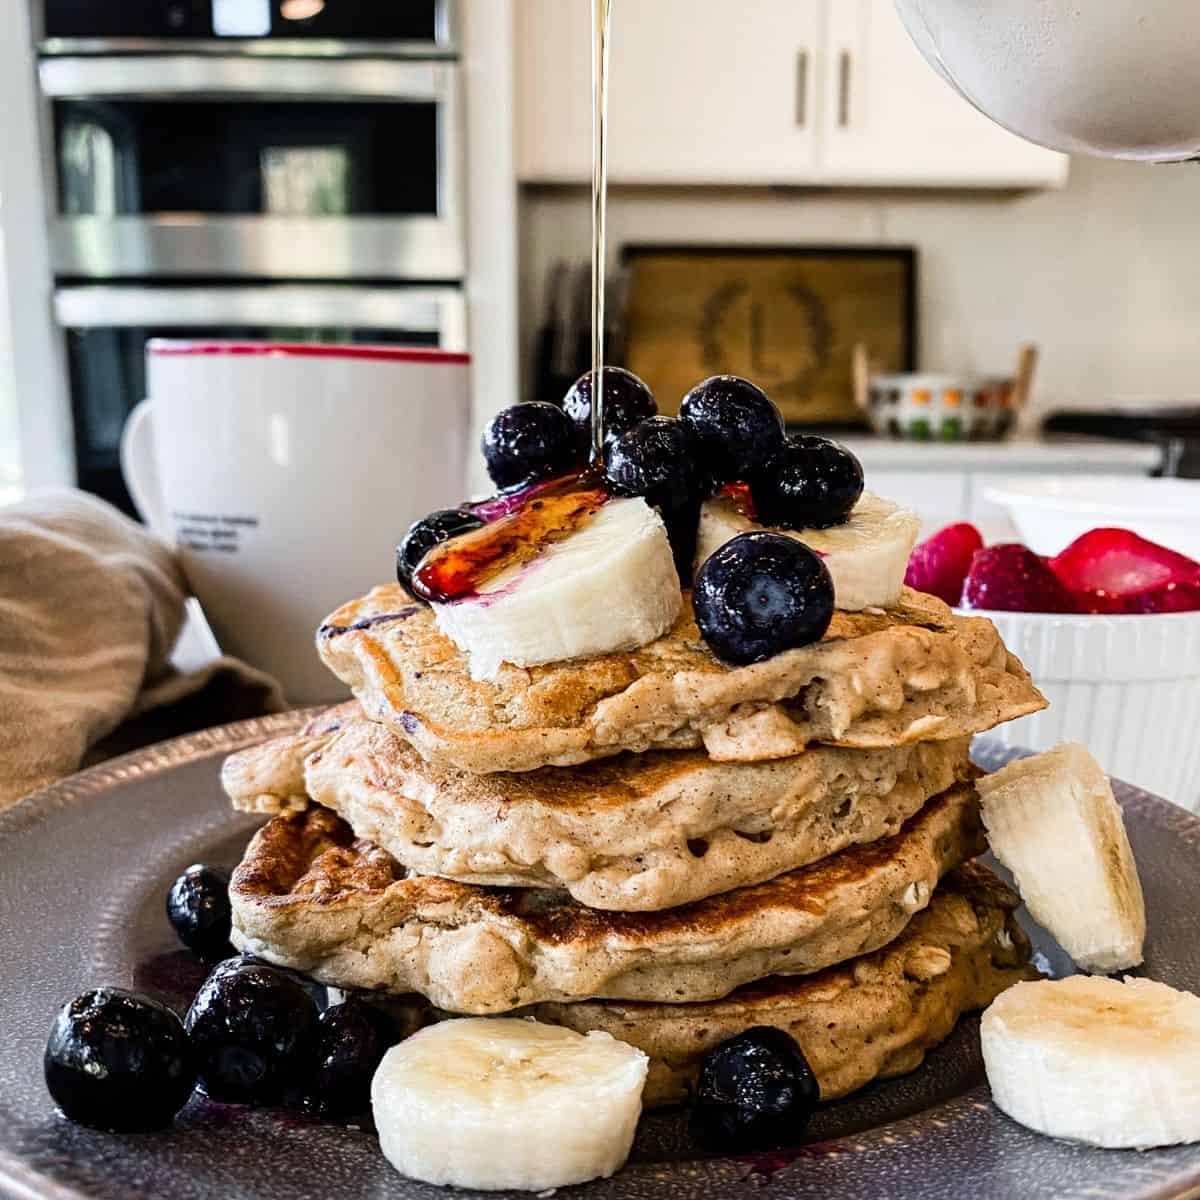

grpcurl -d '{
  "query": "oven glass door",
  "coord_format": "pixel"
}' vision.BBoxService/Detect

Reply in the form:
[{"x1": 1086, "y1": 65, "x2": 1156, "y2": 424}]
[
  {"x1": 42, "y1": 58, "x2": 463, "y2": 280},
  {"x1": 41, "y1": 0, "x2": 450, "y2": 52},
  {"x1": 54, "y1": 98, "x2": 437, "y2": 216},
  {"x1": 55, "y1": 284, "x2": 467, "y2": 513}
]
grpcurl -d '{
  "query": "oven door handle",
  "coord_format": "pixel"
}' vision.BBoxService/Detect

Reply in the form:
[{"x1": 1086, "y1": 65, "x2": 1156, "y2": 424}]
[
  {"x1": 54, "y1": 285, "x2": 467, "y2": 350},
  {"x1": 39, "y1": 55, "x2": 452, "y2": 101}
]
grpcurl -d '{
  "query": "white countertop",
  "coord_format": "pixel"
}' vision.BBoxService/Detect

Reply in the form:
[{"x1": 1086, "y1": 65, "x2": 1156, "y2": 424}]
[{"x1": 827, "y1": 435, "x2": 1161, "y2": 474}]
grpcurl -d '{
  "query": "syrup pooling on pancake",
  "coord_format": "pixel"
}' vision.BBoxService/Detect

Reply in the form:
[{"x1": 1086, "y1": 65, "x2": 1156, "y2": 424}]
[{"x1": 412, "y1": 472, "x2": 610, "y2": 604}]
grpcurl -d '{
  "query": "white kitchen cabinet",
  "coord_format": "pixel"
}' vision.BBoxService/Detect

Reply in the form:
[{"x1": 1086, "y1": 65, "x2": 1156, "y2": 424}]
[
  {"x1": 516, "y1": 0, "x2": 821, "y2": 185},
  {"x1": 515, "y1": 0, "x2": 1068, "y2": 189},
  {"x1": 843, "y1": 438, "x2": 1161, "y2": 540},
  {"x1": 820, "y1": 0, "x2": 1066, "y2": 187}
]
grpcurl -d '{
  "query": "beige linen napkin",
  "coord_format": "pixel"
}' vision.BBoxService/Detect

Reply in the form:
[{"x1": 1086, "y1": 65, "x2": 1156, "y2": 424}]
[{"x1": 0, "y1": 489, "x2": 285, "y2": 809}]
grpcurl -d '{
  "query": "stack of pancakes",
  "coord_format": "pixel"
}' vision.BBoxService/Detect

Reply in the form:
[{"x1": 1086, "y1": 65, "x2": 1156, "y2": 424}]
[{"x1": 222, "y1": 582, "x2": 1047, "y2": 1107}]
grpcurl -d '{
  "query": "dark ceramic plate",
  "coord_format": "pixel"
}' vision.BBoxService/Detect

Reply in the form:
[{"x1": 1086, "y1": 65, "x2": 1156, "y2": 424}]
[{"x1": 2, "y1": 715, "x2": 1200, "y2": 1200}]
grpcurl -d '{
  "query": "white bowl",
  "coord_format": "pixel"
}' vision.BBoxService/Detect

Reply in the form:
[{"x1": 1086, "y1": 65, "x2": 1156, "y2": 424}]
[
  {"x1": 965, "y1": 607, "x2": 1200, "y2": 808},
  {"x1": 983, "y1": 477, "x2": 1200, "y2": 559},
  {"x1": 895, "y1": 0, "x2": 1200, "y2": 161}
]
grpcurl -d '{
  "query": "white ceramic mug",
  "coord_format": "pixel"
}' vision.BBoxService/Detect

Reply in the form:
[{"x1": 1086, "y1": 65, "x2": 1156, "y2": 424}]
[{"x1": 122, "y1": 340, "x2": 471, "y2": 702}]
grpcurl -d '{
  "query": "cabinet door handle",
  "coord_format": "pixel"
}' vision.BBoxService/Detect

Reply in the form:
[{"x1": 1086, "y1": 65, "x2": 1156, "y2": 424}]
[
  {"x1": 837, "y1": 49, "x2": 852, "y2": 127},
  {"x1": 795, "y1": 48, "x2": 809, "y2": 127}
]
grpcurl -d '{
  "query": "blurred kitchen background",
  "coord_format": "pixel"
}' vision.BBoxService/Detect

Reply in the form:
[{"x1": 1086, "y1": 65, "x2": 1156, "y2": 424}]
[{"x1": 2, "y1": 0, "x2": 1199, "y2": 530}]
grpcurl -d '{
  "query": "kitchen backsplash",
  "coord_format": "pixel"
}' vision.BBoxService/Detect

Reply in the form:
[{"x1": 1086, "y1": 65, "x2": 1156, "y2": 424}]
[{"x1": 519, "y1": 155, "x2": 1200, "y2": 420}]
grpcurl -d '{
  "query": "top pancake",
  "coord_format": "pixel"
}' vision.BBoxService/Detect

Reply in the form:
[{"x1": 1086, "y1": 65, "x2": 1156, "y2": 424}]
[{"x1": 316, "y1": 584, "x2": 1045, "y2": 774}]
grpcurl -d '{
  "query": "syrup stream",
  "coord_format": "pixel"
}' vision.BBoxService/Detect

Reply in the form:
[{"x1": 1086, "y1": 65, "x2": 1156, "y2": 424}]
[
  {"x1": 413, "y1": 4, "x2": 617, "y2": 604},
  {"x1": 590, "y1": 0, "x2": 613, "y2": 462}
]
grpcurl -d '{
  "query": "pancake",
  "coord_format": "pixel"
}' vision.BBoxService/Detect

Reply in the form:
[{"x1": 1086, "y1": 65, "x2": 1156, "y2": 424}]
[
  {"x1": 315, "y1": 585, "x2": 1045, "y2": 774},
  {"x1": 223, "y1": 703, "x2": 358, "y2": 815},
  {"x1": 229, "y1": 783, "x2": 983, "y2": 1014},
  {"x1": 529, "y1": 862, "x2": 1037, "y2": 1107},
  {"x1": 224, "y1": 708, "x2": 974, "y2": 912}
]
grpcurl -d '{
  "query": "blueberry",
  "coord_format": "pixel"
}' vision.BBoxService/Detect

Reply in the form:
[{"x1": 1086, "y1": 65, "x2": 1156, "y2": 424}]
[
  {"x1": 482, "y1": 403, "x2": 579, "y2": 490},
  {"x1": 693, "y1": 532, "x2": 834, "y2": 665},
  {"x1": 606, "y1": 417, "x2": 707, "y2": 509},
  {"x1": 166, "y1": 864, "x2": 233, "y2": 964},
  {"x1": 750, "y1": 435, "x2": 864, "y2": 530},
  {"x1": 184, "y1": 958, "x2": 318, "y2": 1105},
  {"x1": 397, "y1": 508, "x2": 485, "y2": 596},
  {"x1": 692, "y1": 1026, "x2": 820, "y2": 1152},
  {"x1": 44, "y1": 988, "x2": 196, "y2": 1131},
  {"x1": 679, "y1": 376, "x2": 785, "y2": 484},
  {"x1": 562, "y1": 368, "x2": 657, "y2": 453},
  {"x1": 660, "y1": 500, "x2": 703, "y2": 587},
  {"x1": 605, "y1": 416, "x2": 709, "y2": 579},
  {"x1": 303, "y1": 998, "x2": 394, "y2": 1118}
]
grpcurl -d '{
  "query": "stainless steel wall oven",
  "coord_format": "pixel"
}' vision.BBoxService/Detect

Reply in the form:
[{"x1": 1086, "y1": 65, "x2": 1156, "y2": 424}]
[{"x1": 35, "y1": 0, "x2": 467, "y2": 512}]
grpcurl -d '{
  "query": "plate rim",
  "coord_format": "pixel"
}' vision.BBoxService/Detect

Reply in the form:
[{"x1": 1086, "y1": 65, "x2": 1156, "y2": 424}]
[{"x1": 5, "y1": 716, "x2": 1200, "y2": 1200}]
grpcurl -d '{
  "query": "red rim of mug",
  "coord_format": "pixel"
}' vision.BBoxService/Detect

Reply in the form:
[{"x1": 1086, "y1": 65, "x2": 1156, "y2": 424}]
[{"x1": 147, "y1": 340, "x2": 471, "y2": 365}]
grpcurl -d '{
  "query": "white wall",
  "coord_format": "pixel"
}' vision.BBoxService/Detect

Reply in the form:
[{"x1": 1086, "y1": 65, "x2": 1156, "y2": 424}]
[
  {"x1": 462, "y1": 0, "x2": 520, "y2": 493},
  {"x1": 518, "y1": 156, "x2": 1200, "y2": 419},
  {"x1": 0, "y1": 0, "x2": 73, "y2": 491},
  {"x1": 0, "y1": 227, "x2": 20, "y2": 502}
]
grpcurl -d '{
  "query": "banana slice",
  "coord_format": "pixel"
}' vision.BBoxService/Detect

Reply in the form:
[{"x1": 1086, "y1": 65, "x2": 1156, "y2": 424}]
[
  {"x1": 695, "y1": 490, "x2": 919, "y2": 611},
  {"x1": 977, "y1": 744, "x2": 1145, "y2": 973},
  {"x1": 371, "y1": 1017, "x2": 648, "y2": 1192},
  {"x1": 982, "y1": 976, "x2": 1200, "y2": 1148},
  {"x1": 433, "y1": 497, "x2": 681, "y2": 681}
]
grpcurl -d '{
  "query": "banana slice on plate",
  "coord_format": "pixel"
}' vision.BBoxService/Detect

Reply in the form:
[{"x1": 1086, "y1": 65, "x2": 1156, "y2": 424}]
[
  {"x1": 982, "y1": 975, "x2": 1200, "y2": 1148},
  {"x1": 432, "y1": 497, "x2": 681, "y2": 681},
  {"x1": 695, "y1": 490, "x2": 920, "y2": 612},
  {"x1": 371, "y1": 1017, "x2": 648, "y2": 1192},
  {"x1": 977, "y1": 743, "x2": 1145, "y2": 973}
]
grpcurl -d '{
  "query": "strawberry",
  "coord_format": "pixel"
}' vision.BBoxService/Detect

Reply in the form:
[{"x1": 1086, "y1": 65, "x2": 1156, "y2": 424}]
[
  {"x1": 905, "y1": 523, "x2": 984, "y2": 606},
  {"x1": 962, "y1": 544, "x2": 1080, "y2": 613},
  {"x1": 1125, "y1": 580, "x2": 1200, "y2": 615},
  {"x1": 1049, "y1": 528, "x2": 1200, "y2": 614}
]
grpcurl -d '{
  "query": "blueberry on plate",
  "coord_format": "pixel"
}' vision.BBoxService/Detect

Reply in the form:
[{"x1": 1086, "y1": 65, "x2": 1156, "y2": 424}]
[
  {"x1": 303, "y1": 998, "x2": 395, "y2": 1118},
  {"x1": 693, "y1": 531, "x2": 834, "y2": 665},
  {"x1": 397, "y1": 508, "x2": 485, "y2": 596},
  {"x1": 679, "y1": 376, "x2": 785, "y2": 485},
  {"x1": 482, "y1": 402, "x2": 579, "y2": 490},
  {"x1": 691, "y1": 1026, "x2": 820, "y2": 1152},
  {"x1": 750, "y1": 434, "x2": 864, "y2": 531},
  {"x1": 166, "y1": 864, "x2": 233, "y2": 964},
  {"x1": 562, "y1": 367, "x2": 657, "y2": 453},
  {"x1": 184, "y1": 958, "x2": 318, "y2": 1105},
  {"x1": 44, "y1": 988, "x2": 197, "y2": 1132}
]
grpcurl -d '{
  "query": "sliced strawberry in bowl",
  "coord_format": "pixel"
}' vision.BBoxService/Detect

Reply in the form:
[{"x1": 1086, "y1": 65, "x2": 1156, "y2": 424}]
[
  {"x1": 1125, "y1": 580, "x2": 1200, "y2": 614},
  {"x1": 1049, "y1": 528, "x2": 1200, "y2": 614},
  {"x1": 961, "y1": 543, "x2": 1080, "y2": 613},
  {"x1": 905, "y1": 522, "x2": 984, "y2": 606}
]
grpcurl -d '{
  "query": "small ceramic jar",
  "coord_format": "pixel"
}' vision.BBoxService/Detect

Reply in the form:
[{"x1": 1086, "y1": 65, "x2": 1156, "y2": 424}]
[{"x1": 866, "y1": 373, "x2": 1016, "y2": 442}]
